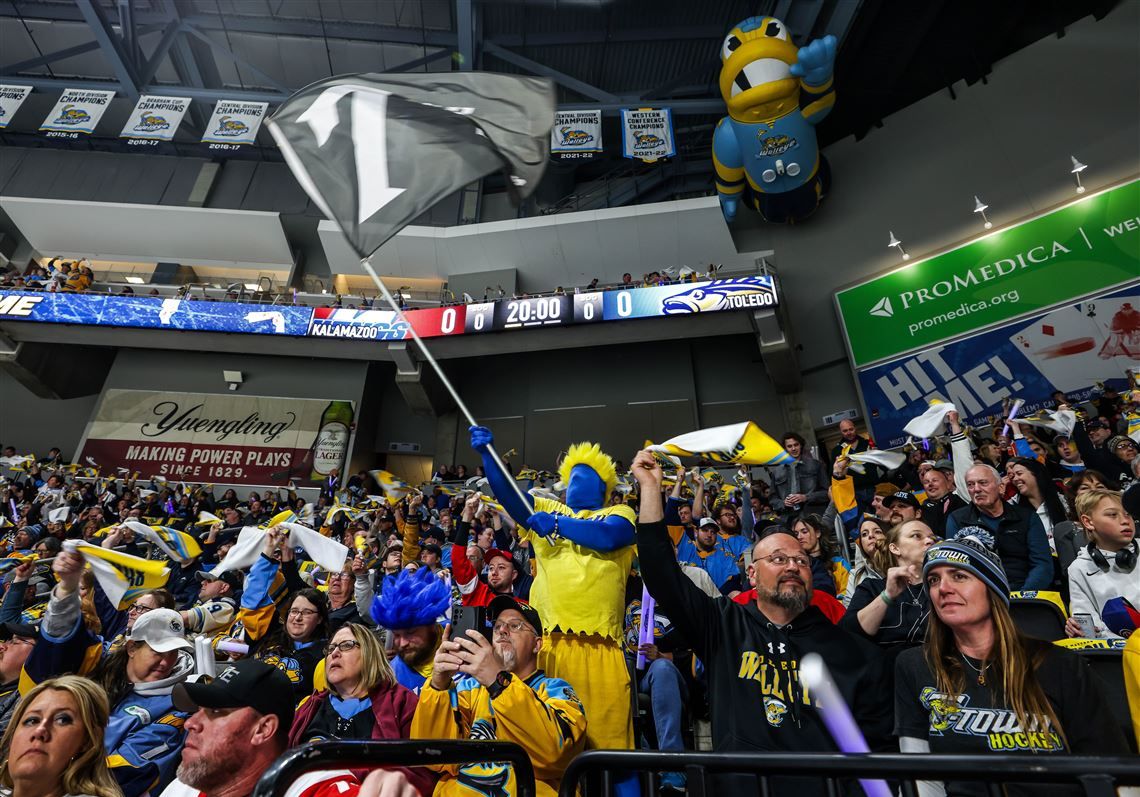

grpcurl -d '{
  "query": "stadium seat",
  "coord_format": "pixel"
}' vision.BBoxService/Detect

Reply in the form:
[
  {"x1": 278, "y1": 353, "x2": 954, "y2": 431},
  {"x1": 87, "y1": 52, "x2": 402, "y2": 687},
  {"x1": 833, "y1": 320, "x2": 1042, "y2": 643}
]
[
  {"x1": 1077, "y1": 649, "x2": 1138, "y2": 753},
  {"x1": 1009, "y1": 591, "x2": 1067, "y2": 641}
]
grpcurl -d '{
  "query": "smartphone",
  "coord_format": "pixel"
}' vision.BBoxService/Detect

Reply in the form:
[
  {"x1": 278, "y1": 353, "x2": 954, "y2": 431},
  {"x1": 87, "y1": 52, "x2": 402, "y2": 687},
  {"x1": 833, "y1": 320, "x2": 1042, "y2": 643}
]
[
  {"x1": 451, "y1": 604, "x2": 493, "y2": 642},
  {"x1": 1073, "y1": 613, "x2": 1096, "y2": 638}
]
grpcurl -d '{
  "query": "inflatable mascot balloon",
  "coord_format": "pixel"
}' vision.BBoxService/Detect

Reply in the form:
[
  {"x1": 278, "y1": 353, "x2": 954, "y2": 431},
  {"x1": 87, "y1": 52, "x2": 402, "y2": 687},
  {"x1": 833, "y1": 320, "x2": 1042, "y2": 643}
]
[{"x1": 713, "y1": 16, "x2": 837, "y2": 224}]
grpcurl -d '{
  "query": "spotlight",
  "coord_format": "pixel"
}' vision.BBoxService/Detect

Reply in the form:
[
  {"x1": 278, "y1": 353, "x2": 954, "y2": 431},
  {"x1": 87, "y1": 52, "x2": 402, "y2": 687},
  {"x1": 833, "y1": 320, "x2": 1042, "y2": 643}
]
[
  {"x1": 887, "y1": 231, "x2": 909, "y2": 261},
  {"x1": 1070, "y1": 156, "x2": 1087, "y2": 194},
  {"x1": 973, "y1": 196, "x2": 992, "y2": 229}
]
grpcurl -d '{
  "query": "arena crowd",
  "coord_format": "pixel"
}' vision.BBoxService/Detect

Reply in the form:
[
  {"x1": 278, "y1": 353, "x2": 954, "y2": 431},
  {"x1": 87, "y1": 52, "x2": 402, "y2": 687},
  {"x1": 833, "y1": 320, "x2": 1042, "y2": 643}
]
[{"x1": 0, "y1": 376, "x2": 1138, "y2": 797}]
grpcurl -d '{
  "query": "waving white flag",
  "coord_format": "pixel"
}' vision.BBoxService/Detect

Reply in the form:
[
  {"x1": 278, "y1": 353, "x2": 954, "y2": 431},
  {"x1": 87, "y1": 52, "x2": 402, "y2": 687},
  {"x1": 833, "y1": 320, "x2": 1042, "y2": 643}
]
[{"x1": 903, "y1": 402, "x2": 957, "y2": 439}]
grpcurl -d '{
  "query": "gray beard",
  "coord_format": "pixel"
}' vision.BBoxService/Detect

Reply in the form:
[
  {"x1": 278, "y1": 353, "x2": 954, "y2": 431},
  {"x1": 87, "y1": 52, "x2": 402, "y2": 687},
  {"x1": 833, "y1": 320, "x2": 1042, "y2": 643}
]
[
  {"x1": 759, "y1": 583, "x2": 810, "y2": 615},
  {"x1": 178, "y1": 748, "x2": 246, "y2": 792},
  {"x1": 498, "y1": 645, "x2": 517, "y2": 673}
]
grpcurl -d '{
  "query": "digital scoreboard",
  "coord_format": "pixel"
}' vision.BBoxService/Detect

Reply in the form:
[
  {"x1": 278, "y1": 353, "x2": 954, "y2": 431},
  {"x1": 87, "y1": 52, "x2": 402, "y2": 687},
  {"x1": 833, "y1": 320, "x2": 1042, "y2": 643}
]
[{"x1": 0, "y1": 275, "x2": 779, "y2": 342}]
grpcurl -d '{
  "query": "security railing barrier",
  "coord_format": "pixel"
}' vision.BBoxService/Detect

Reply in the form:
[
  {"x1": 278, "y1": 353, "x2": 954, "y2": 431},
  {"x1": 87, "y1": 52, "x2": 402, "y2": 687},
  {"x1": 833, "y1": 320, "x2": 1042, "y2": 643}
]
[
  {"x1": 252, "y1": 740, "x2": 537, "y2": 797},
  {"x1": 558, "y1": 751, "x2": 1140, "y2": 797}
]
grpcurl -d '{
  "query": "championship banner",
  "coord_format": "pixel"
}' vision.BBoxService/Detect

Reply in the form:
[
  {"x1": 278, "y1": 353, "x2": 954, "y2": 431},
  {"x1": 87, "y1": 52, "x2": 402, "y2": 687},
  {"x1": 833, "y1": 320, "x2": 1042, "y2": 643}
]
[
  {"x1": 0, "y1": 85, "x2": 32, "y2": 129},
  {"x1": 78, "y1": 390, "x2": 356, "y2": 486},
  {"x1": 201, "y1": 100, "x2": 268, "y2": 145},
  {"x1": 620, "y1": 108, "x2": 675, "y2": 163},
  {"x1": 120, "y1": 95, "x2": 190, "y2": 141},
  {"x1": 39, "y1": 88, "x2": 115, "y2": 135},
  {"x1": 551, "y1": 109, "x2": 602, "y2": 160},
  {"x1": 859, "y1": 283, "x2": 1140, "y2": 448}
]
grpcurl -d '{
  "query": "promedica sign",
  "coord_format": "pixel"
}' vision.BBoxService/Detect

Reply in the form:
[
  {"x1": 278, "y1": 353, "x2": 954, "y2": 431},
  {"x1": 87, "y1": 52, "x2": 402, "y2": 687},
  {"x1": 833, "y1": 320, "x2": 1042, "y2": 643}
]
[{"x1": 835, "y1": 179, "x2": 1140, "y2": 368}]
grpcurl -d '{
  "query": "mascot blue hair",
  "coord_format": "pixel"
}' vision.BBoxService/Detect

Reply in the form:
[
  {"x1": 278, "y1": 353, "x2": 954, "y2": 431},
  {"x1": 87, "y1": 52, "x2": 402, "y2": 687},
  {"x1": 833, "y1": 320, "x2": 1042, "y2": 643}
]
[
  {"x1": 371, "y1": 566, "x2": 452, "y2": 629},
  {"x1": 712, "y1": 16, "x2": 837, "y2": 224}
]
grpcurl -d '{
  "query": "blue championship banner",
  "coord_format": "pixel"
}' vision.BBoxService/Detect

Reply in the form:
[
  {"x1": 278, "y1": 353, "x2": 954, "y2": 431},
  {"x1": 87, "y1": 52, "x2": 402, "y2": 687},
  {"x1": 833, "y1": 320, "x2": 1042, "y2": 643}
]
[
  {"x1": 0, "y1": 292, "x2": 313, "y2": 336},
  {"x1": 859, "y1": 283, "x2": 1140, "y2": 447}
]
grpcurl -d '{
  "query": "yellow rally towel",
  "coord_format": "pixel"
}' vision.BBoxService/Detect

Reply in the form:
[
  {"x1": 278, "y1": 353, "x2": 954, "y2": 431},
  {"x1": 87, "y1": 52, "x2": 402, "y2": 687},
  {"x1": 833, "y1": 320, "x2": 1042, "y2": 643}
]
[
  {"x1": 123, "y1": 521, "x2": 203, "y2": 562},
  {"x1": 64, "y1": 540, "x2": 169, "y2": 609},
  {"x1": 369, "y1": 469, "x2": 414, "y2": 505},
  {"x1": 647, "y1": 422, "x2": 792, "y2": 466}
]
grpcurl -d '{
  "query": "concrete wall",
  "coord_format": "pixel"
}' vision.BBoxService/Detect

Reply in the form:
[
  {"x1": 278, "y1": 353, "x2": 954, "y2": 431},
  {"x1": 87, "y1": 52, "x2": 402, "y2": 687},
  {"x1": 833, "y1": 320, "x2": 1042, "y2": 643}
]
[{"x1": 0, "y1": 369, "x2": 100, "y2": 458}]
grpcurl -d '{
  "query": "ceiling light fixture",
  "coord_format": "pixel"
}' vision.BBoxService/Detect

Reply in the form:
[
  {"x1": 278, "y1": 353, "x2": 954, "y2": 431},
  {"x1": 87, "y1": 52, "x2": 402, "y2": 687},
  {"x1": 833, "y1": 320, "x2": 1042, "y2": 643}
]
[
  {"x1": 887, "y1": 231, "x2": 909, "y2": 261},
  {"x1": 973, "y1": 196, "x2": 992, "y2": 229},
  {"x1": 1070, "y1": 156, "x2": 1087, "y2": 194}
]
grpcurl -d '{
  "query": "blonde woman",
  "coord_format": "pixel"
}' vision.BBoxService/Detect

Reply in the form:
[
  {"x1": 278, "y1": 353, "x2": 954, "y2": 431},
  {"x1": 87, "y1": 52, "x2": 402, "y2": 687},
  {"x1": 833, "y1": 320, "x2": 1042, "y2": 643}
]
[
  {"x1": 895, "y1": 528, "x2": 1128, "y2": 797},
  {"x1": 0, "y1": 675, "x2": 123, "y2": 797},
  {"x1": 289, "y1": 623, "x2": 435, "y2": 795}
]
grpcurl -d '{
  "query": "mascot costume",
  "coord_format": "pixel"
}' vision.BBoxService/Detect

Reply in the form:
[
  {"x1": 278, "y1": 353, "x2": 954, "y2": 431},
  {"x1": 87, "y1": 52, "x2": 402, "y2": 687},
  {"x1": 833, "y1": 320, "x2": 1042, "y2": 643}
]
[
  {"x1": 471, "y1": 427, "x2": 637, "y2": 754},
  {"x1": 713, "y1": 16, "x2": 837, "y2": 223},
  {"x1": 372, "y1": 566, "x2": 453, "y2": 694}
]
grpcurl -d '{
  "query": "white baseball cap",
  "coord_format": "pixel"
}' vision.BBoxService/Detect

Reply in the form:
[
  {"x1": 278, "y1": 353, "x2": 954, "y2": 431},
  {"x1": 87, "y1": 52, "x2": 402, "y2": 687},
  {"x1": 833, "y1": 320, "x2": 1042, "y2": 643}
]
[{"x1": 127, "y1": 608, "x2": 193, "y2": 653}]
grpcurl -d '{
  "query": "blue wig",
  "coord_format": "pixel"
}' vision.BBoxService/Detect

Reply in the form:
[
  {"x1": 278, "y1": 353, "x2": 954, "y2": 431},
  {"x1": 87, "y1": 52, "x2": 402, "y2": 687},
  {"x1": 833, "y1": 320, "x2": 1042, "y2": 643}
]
[{"x1": 371, "y1": 566, "x2": 452, "y2": 629}]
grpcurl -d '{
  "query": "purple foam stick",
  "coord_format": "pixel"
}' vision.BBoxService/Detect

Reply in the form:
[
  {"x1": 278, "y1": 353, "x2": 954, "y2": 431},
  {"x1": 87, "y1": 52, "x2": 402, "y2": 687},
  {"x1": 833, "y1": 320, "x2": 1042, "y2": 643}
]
[
  {"x1": 636, "y1": 584, "x2": 656, "y2": 670},
  {"x1": 800, "y1": 653, "x2": 891, "y2": 797},
  {"x1": 1002, "y1": 398, "x2": 1025, "y2": 438}
]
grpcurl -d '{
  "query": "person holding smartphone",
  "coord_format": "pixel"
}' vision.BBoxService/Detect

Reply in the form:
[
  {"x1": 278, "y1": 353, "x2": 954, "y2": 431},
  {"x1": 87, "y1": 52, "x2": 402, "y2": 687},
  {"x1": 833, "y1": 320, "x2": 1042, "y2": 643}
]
[{"x1": 1065, "y1": 489, "x2": 1139, "y2": 639}]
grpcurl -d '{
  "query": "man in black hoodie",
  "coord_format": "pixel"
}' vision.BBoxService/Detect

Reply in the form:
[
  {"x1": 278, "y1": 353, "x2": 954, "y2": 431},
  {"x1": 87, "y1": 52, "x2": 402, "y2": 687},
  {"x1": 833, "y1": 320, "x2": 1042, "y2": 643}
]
[{"x1": 633, "y1": 449, "x2": 893, "y2": 793}]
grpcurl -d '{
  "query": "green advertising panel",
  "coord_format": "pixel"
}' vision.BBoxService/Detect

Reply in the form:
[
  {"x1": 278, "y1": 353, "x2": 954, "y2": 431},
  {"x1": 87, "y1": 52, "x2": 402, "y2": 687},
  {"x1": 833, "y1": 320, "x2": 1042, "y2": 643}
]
[{"x1": 836, "y1": 179, "x2": 1140, "y2": 367}]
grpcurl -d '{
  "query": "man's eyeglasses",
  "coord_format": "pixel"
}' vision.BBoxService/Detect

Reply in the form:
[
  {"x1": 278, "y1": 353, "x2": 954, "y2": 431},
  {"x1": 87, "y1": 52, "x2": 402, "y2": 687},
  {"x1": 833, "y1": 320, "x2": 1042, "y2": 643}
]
[
  {"x1": 325, "y1": 640, "x2": 361, "y2": 655},
  {"x1": 756, "y1": 553, "x2": 811, "y2": 569},
  {"x1": 127, "y1": 603, "x2": 155, "y2": 616},
  {"x1": 492, "y1": 620, "x2": 535, "y2": 636},
  {"x1": 1, "y1": 636, "x2": 34, "y2": 647},
  {"x1": 287, "y1": 608, "x2": 320, "y2": 619}
]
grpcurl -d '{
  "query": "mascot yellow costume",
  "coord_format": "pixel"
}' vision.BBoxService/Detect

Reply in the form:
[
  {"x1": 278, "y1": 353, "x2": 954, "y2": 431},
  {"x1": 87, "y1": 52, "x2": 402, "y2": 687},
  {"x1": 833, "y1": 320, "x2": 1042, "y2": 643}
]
[{"x1": 470, "y1": 429, "x2": 636, "y2": 753}]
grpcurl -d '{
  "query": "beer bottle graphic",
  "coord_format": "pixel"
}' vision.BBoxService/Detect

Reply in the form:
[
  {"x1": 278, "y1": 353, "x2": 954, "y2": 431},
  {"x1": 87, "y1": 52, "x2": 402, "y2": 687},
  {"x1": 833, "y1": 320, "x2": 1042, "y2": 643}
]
[{"x1": 309, "y1": 401, "x2": 353, "y2": 480}]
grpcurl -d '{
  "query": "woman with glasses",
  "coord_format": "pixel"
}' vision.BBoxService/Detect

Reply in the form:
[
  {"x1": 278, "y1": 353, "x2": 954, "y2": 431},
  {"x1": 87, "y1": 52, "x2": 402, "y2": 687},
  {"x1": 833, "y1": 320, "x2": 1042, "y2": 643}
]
[
  {"x1": 289, "y1": 623, "x2": 436, "y2": 794},
  {"x1": 231, "y1": 527, "x2": 330, "y2": 700},
  {"x1": 97, "y1": 588, "x2": 175, "y2": 654}
]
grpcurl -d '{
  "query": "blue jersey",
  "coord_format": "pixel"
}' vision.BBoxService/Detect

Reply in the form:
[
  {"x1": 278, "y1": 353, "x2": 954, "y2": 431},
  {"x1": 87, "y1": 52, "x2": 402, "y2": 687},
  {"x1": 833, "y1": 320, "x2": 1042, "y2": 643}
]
[
  {"x1": 675, "y1": 538, "x2": 742, "y2": 593},
  {"x1": 713, "y1": 110, "x2": 822, "y2": 195},
  {"x1": 393, "y1": 655, "x2": 428, "y2": 695}
]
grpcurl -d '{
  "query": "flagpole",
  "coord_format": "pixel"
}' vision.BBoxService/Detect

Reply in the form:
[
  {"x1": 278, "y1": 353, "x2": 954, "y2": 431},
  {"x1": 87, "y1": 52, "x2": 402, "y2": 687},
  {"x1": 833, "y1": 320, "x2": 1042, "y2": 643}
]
[{"x1": 359, "y1": 257, "x2": 534, "y2": 514}]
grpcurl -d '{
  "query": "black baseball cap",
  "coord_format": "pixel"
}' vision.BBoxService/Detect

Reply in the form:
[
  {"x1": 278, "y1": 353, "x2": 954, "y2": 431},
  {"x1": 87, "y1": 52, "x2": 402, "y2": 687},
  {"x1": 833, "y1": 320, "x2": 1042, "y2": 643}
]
[
  {"x1": 420, "y1": 543, "x2": 443, "y2": 557},
  {"x1": 173, "y1": 659, "x2": 295, "y2": 729},
  {"x1": 488, "y1": 595, "x2": 543, "y2": 637},
  {"x1": 0, "y1": 621, "x2": 38, "y2": 640},
  {"x1": 1085, "y1": 418, "x2": 1110, "y2": 431},
  {"x1": 885, "y1": 491, "x2": 921, "y2": 509},
  {"x1": 195, "y1": 569, "x2": 243, "y2": 592}
]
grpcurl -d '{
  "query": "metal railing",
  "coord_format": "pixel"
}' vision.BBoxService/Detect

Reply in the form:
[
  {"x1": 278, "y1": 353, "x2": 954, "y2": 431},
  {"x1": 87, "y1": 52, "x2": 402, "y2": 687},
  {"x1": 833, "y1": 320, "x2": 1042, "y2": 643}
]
[
  {"x1": 558, "y1": 751, "x2": 1140, "y2": 797},
  {"x1": 251, "y1": 740, "x2": 537, "y2": 797}
]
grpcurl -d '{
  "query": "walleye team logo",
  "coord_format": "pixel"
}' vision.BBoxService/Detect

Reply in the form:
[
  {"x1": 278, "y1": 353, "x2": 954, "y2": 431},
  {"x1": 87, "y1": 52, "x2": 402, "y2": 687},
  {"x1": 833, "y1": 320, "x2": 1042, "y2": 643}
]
[
  {"x1": 261, "y1": 653, "x2": 303, "y2": 683},
  {"x1": 558, "y1": 126, "x2": 594, "y2": 147},
  {"x1": 632, "y1": 131, "x2": 664, "y2": 149},
  {"x1": 661, "y1": 276, "x2": 777, "y2": 314},
  {"x1": 134, "y1": 113, "x2": 171, "y2": 133},
  {"x1": 763, "y1": 696, "x2": 788, "y2": 726},
  {"x1": 54, "y1": 104, "x2": 91, "y2": 126},
  {"x1": 919, "y1": 687, "x2": 1063, "y2": 752},
  {"x1": 212, "y1": 115, "x2": 250, "y2": 137},
  {"x1": 457, "y1": 719, "x2": 512, "y2": 796},
  {"x1": 758, "y1": 133, "x2": 797, "y2": 157}
]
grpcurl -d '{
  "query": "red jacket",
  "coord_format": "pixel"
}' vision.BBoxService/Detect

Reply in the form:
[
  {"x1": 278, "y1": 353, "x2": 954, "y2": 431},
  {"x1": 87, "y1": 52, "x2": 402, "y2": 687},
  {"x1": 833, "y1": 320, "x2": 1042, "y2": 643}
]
[
  {"x1": 289, "y1": 681, "x2": 438, "y2": 796},
  {"x1": 731, "y1": 589, "x2": 846, "y2": 624},
  {"x1": 451, "y1": 542, "x2": 498, "y2": 606}
]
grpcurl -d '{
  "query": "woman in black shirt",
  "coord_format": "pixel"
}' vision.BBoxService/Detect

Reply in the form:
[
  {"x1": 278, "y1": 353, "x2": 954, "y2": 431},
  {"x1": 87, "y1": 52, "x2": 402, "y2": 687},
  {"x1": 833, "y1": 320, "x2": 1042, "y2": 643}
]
[
  {"x1": 842, "y1": 520, "x2": 934, "y2": 661},
  {"x1": 895, "y1": 527, "x2": 1128, "y2": 797}
]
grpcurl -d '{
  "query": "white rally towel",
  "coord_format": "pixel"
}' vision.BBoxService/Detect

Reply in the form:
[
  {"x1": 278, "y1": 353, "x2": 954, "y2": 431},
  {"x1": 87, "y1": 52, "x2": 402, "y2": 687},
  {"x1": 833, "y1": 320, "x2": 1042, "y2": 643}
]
[
  {"x1": 208, "y1": 526, "x2": 265, "y2": 576},
  {"x1": 279, "y1": 522, "x2": 351, "y2": 573},
  {"x1": 1015, "y1": 409, "x2": 1077, "y2": 437},
  {"x1": 903, "y1": 401, "x2": 957, "y2": 439},
  {"x1": 847, "y1": 449, "x2": 906, "y2": 472}
]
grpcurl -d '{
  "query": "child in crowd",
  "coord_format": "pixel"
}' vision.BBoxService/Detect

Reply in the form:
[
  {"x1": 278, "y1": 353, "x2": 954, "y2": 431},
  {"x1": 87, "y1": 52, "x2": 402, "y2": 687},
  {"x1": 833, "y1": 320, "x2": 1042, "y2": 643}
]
[{"x1": 1065, "y1": 489, "x2": 1139, "y2": 639}]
